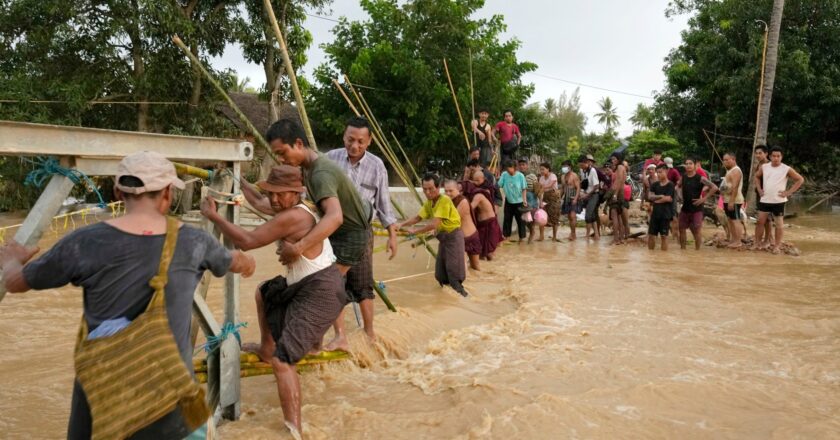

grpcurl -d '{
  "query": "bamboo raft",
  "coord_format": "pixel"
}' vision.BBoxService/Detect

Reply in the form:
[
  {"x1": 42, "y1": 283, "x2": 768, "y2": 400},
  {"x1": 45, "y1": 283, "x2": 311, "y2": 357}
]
[{"x1": 193, "y1": 350, "x2": 351, "y2": 384}]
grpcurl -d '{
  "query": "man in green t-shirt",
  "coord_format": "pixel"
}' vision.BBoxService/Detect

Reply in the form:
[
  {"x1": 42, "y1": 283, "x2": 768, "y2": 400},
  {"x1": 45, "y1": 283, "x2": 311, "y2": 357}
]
[
  {"x1": 396, "y1": 174, "x2": 468, "y2": 297},
  {"x1": 266, "y1": 119, "x2": 372, "y2": 274}
]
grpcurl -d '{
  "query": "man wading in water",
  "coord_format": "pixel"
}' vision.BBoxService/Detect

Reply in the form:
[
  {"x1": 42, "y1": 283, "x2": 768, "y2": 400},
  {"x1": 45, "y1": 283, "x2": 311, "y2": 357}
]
[
  {"x1": 445, "y1": 179, "x2": 481, "y2": 271},
  {"x1": 266, "y1": 118, "x2": 373, "y2": 353},
  {"x1": 469, "y1": 170, "x2": 503, "y2": 260},
  {"x1": 325, "y1": 116, "x2": 398, "y2": 349},
  {"x1": 202, "y1": 165, "x2": 345, "y2": 437},
  {"x1": 397, "y1": 174, "x2": 468, "y2": 297},
  {"x1": 1, "y1": 152, "x2": 255, "y2": 439}
]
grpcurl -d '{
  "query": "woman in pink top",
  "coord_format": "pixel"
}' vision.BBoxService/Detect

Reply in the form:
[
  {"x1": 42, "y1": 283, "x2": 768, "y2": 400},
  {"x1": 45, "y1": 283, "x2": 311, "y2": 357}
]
[{"x1": 537, "y1": 162, "x2": 561, "y2": 241}]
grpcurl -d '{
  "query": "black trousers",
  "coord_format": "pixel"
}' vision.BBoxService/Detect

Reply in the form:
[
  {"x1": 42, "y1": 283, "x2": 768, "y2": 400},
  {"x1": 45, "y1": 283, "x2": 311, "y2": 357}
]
[{"x1": 503, "y1": 201, "x2": 526, "y2": 239}]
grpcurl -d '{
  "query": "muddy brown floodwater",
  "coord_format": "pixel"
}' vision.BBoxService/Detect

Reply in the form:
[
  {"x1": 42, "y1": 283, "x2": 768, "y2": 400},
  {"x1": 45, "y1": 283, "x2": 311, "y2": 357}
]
[{"x1": 1, "y1": 210, "x2": 839, "y2": 439}]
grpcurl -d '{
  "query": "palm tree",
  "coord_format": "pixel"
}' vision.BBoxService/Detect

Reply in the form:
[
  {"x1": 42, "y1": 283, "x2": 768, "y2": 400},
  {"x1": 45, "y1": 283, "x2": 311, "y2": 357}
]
[
  {"x1": 595, "y1": 97, "x2": 620, "y2": 133},
  {"x1": 747, "y1": 0, "x2": 785, "y2": 214},
  {"x1": 629, "y1": 103, "x2": 653, "y2": 130}
]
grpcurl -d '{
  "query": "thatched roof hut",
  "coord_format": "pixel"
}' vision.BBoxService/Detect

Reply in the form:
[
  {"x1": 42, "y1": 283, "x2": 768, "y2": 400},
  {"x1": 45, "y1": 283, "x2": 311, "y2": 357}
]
[{"x1": 216, "y1": 92, "x2": 300, "y2": 138}]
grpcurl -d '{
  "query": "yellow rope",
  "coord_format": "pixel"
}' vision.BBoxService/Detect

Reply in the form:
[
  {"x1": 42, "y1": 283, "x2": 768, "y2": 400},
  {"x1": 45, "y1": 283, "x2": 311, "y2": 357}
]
[{"x1": 0, "y1": 201, "x2": 125, "y2": 244}]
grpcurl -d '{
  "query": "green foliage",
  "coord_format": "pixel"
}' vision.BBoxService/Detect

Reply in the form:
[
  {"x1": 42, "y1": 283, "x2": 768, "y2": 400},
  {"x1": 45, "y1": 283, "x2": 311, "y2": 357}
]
[
  {"x1": 516, "y1": 89, "x2": 587, "y2": 170},
  {"x1": 629, "y1": 103, "x2": 654, "y2": 131},
  {"x1": 656, "y1": 0, "x2": 840, "y2": 181},
  {"x1": 594, "y1": 96, "x2": 620, "y2": 134},
  {"x1": 309, "y1": 0, "x2": 536, "y2": 175},
  {"x1": 626, "y1": 129, "x2": 681, "y2": 162}
]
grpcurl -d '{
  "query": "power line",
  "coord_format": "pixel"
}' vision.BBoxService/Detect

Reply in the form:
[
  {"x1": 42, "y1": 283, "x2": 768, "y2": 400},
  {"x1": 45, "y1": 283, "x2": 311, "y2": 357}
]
[
  {"x1": 305, "y1": 12, "x2": 340, "y2": 23},
  {"x1": 526, "y1": 72, "x2": 655, "y2": 100}
]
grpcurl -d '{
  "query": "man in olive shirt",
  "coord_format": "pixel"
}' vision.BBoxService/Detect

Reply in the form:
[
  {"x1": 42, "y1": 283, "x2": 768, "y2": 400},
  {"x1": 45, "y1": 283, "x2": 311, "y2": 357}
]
[{"x1": 268, "y1": 119, "x2": 372, "y2": 277}]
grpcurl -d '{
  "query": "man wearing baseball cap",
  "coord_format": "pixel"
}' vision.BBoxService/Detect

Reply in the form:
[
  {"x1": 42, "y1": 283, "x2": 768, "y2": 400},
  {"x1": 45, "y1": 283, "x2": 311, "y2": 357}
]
[
  {"x1": 1, "y1": 151, "x2": 255, "y2": 438},
  {"x1": 200, "y1": 165, "x2": 346, "y2": 436}
]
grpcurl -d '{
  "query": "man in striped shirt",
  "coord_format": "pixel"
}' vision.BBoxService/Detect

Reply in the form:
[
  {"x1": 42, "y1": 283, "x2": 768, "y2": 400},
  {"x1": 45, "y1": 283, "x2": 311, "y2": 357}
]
[{"x1": 324, "y1": 116, "x2": 398, "y2": 350}]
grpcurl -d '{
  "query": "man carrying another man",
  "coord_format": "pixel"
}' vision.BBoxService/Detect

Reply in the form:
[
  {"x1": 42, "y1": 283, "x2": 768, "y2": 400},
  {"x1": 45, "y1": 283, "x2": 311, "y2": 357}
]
[
  {"x1": 265, "y1": 118, "x2": 373, "y2": 353},
  {"x1": 202, "y1": 165, "x2": 345, "y2": 436}
]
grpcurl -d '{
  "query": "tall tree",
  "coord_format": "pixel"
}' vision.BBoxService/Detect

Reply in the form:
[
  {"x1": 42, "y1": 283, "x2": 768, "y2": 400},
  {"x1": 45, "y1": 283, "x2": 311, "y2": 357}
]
[
  {"x1": 629, "y1": 103, "x2": 654, "y2": 131},
  {"x1": 657, "y1": 0, "x2": 839, "y2": 181},
  {"x1": 595, "y1": 96, "x2": 620, "y2": 135},
  {"x1": 746, "y1": 0, "x2": 785, "y2": 212},
  {"x1": 309, "y1": 0, "x2": 535, "y2": 174},
  {"x1": 236, "y1": 0, "x2": 330, "y2": 120}
]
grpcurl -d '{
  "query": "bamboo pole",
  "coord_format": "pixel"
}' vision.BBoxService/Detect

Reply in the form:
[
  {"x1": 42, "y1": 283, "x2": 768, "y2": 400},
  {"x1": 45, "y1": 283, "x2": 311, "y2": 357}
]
[
  {"x1": 262, "y1": 0, "x2": 318, "y2": 151},
  {"x1": 390, "y1": 132, "x2": 422, "y2": 185},
  {"x1": 806, "y1": 191, "x2": 838, "y2": 213},
  {"x1": 469, "y1": 47, "x2": 476, "y2": 146},
  {"x1": 443, "y1": 58, "x2": 472, "y2": 151},
  {"x1": 171, "y1": 35, "x2": 278, "y2": 165}
]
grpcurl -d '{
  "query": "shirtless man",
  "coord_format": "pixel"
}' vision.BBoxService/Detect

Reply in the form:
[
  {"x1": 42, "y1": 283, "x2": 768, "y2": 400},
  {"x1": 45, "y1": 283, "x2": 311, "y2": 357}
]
[
  {"x1": 445, "y1": 180, "x2": 480, "y2": 270},
  {"x1": 202, "y1": 165, "x2": 345, "y2": 436},
  {"x1": 469, "y1": 170, "x2": 503, "y2": 260},
  {"x1": 607, "y1": 153, "x2": 628, "y2": 244},
  {"x1": 720, "y1": 152, "x2": 746, "y2": 248},
  {"x1": 559, "y1": 160, "x2": 581, "y2": 240}
]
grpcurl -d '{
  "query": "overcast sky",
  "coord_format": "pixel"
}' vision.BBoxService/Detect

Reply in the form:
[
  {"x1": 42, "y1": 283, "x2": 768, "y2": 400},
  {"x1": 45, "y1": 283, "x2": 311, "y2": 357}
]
[{"x1": 211, "y1": 0, "x2": 689, "y2": 137}]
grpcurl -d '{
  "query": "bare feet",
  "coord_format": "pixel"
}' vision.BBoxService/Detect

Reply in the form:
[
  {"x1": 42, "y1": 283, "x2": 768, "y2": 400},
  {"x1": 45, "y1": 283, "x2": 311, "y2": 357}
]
[
  {"x1": 727, "y1": 242, "x2": 743, "y2": 250},
  {"x1": 568, "y1": 234, "x2": 576, "y2": 241},
  {"x1": 323, "y1": 334, "x2": 350, "y2": 353},
  {"x1": 771, "y1": 246, "x2": 781, "y2": 255},
  {"x1": 242, "y1": 342, "x2": 275, "y2": 363}
]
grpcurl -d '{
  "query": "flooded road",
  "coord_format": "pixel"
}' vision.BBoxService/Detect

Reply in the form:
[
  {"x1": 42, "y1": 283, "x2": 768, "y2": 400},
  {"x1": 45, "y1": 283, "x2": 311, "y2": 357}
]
[{"x1": 1, "y1": 209, "x2": 839, "y2": 439}]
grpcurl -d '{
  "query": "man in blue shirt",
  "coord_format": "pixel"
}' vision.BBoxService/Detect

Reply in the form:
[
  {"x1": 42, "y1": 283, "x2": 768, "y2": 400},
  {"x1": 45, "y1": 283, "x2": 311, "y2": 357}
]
[{"x1": 497, "y1": 160, "x2": 528, "y2": 242}]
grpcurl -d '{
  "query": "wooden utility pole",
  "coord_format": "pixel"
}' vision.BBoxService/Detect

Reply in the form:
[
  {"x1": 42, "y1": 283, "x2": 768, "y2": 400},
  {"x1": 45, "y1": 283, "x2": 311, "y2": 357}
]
[{"x1": 746, "y1": 0, "x2": 785, "y2": 214}]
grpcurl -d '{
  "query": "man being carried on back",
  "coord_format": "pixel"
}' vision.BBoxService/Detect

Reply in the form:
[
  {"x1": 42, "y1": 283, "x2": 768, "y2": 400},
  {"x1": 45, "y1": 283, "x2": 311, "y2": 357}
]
[
  {"x1": 202, "y1": 165, "x2": 346, "y2": 437},
  {"x1": 265, "y1": 118, "x2": 374, "y2": 355}
]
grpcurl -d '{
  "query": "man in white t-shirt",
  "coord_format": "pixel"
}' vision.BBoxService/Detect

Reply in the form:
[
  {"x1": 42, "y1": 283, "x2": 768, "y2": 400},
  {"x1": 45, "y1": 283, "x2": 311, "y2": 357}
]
[{"x1": 753, "y1": 147, "x2": 805, "y2": 253}]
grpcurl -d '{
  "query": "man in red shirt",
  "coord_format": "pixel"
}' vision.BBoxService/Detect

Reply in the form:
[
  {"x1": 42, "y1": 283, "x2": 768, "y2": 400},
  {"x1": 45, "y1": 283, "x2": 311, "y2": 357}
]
[
  {"x1": 643, "y1": 149, "x2": 664, "y2": 170},
  {"x1": 494, "y1": 110, "x2": 521, "y2": 166}
]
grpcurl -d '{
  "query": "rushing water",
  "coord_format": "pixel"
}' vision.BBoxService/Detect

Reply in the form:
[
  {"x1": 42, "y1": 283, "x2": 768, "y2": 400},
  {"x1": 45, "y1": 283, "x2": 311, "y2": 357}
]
[{"x1": 1, "y1": 205, "x2": 839, "y2": 439}]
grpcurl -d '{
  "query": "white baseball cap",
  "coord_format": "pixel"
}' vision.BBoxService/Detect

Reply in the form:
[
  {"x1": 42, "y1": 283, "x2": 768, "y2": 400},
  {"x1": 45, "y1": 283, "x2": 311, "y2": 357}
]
[{"x1": 115, "y1": 151, "x2": 185, "y2": 194}]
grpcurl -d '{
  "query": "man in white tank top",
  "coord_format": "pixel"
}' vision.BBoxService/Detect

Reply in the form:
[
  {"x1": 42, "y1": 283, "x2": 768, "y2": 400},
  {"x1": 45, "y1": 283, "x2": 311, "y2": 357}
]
[
  {"x1": 752, "y1": 147, "x2": 805, "y2": 253},
  {"x1": 201, "y1": 165, "x2": 346, "y2": 436}
]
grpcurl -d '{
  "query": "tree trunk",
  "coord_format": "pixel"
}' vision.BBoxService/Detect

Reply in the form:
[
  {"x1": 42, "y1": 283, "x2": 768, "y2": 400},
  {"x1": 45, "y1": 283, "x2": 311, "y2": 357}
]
[
  {"x1": 747, "y1": 0, "x2": 785, "y2": 214},
  {"x1": 127, "y1": 1, "x2": 148, "y2": 132}
]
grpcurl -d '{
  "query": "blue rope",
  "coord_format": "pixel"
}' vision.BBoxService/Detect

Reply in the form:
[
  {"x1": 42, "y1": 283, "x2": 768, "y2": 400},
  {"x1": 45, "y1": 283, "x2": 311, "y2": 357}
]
[
  {"x1": 24, "y1": 156, "x2": 107, "y2": 208},
  {"x1": 202, "y1": 321, "x2": 247, "y2": 354}
]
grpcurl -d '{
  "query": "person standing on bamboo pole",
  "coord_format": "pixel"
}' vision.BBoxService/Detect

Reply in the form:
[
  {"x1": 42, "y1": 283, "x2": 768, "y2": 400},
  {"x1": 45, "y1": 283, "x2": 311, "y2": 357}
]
[
  {"x1": 1, "y1": 152, "x2": 255, "y2": 439},
  {"x1": 200, "y1": 165, "x2": 346, "y2": 436},
  {"x1": 324, "y1": 116, "x2": 398, "y2": 349},
  {"x1": 494, "y1": 110, "x2": 521, "y2": 166},
  {"x1": 472, "y1": 108, "x2": 495, "y2": 167}
]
